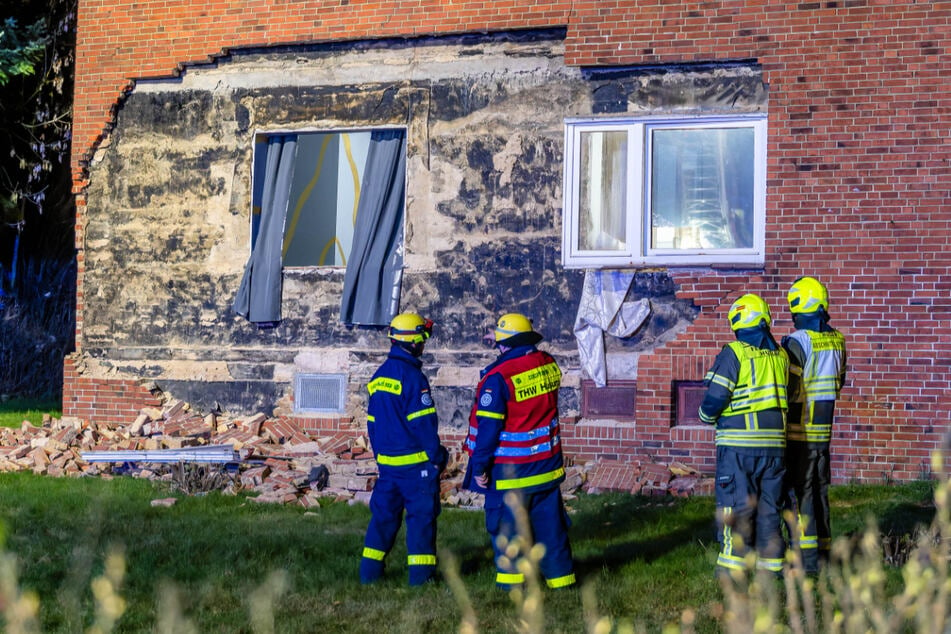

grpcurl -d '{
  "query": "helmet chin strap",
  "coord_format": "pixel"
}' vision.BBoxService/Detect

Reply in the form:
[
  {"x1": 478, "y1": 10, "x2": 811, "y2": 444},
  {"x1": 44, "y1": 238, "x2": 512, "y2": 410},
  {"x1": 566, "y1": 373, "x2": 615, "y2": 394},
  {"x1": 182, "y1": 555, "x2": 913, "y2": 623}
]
[{"x1": 392, "y1": 339, "x2": 425, "y2": 357}]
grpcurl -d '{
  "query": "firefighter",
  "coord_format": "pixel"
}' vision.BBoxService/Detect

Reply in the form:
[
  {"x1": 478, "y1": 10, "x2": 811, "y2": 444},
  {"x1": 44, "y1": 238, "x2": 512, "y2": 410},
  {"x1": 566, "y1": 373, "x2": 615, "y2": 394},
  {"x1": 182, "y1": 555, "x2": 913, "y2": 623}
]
[
  {"x1": 359, "y1": 312, "x2": 447, "y2": 586},
  {"x1": 783, "y1": 276, "x2": 847, "y2": 575},
  {"x1": 463, "y1": 313, "x2": 576, "y2": 591},
  {"x1": 699, "y1": 294, "x2": 789, "y2": 578}
]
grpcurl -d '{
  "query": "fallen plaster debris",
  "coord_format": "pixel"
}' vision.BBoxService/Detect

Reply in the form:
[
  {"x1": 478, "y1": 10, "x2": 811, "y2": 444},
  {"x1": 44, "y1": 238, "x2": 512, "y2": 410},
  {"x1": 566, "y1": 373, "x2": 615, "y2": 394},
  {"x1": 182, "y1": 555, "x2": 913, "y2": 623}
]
[{"x1": 0, "y1": 389, "x2": 712, "y2": 507}]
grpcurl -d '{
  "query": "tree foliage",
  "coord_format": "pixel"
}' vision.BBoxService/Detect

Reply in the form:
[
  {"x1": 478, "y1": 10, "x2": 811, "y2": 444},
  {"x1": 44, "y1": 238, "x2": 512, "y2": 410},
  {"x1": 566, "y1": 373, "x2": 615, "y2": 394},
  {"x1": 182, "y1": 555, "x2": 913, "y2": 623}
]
[
  {"x1": 0, "y1": 0, "x2": 76, "y2": 263},
  {"x1": 0, "y1": 16, "x2": 46, "y2": 86},
  {"x1": 0, "y1": 0, "x2": 77, "y2": 400}
]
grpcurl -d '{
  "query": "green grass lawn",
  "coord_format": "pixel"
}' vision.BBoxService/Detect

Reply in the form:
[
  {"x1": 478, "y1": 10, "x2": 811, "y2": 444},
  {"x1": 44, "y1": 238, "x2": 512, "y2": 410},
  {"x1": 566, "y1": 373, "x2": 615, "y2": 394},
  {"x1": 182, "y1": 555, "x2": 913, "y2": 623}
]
[
  {"x1": 0, "y1": 397, "x2": 61, "y2": 427},
  {"x1": 0, "y1": 473, "x2": 937, "y2": 633}
]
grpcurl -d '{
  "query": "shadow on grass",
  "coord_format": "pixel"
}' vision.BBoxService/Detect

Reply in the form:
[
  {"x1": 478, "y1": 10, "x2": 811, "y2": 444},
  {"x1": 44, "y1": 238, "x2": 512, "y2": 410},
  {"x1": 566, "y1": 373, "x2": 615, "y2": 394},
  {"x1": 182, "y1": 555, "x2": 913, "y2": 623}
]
[
  {"x1": 878, "y1": 501, "x2": 935, "y2": 533},
  {"x1": 832, "y1": 481, "x2": 936, "y2": 538},
  {"x1": 451, "y1": 541, "x2": 498, "y2": 577},
  {"x1": 567, "y1": 493, "x2": 715, "y2": 578},
  {"x1": 437, "y1": 493, "x2": 716, "y2": 583},
  {"x1": 573, "y1": 518, "x2": 714, "y2": 579}
]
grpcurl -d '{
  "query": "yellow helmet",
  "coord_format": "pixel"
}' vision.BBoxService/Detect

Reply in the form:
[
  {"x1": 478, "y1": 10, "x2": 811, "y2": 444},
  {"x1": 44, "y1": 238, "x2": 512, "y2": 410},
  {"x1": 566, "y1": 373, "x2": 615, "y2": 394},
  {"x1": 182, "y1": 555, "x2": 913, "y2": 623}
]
[
  {"x1": 493, "y1": 313, "x2": 534, "y2": 341},
  {"x1": 787, "y1": 276, "x2": 829, "y2": 314},
  {"x1": 388, "y1": 313, "x2": 433, "y2": 344},
  {"x1": 728, "y1": 294, "x2": 772, "y2": 331}
]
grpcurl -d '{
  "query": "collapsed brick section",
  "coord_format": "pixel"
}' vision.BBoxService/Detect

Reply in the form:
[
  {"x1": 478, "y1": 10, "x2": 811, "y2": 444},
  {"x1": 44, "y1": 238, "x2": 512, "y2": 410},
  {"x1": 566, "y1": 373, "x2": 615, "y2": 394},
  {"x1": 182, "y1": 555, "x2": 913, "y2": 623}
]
[
  {"x1": 2, "y1": 389, "x2": 712, "y2": 505},
  {"x1": 585, "y1": 459, "x2": 713, "y2": 497}
]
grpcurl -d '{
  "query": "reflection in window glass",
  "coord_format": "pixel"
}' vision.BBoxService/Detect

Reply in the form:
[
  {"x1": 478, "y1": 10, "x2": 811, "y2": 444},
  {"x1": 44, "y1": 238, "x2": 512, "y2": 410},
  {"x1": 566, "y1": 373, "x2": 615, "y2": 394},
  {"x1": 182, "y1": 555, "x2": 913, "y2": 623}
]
[
  {"x1": 579, "y1": 130, "x2": 628, "y2": 251},
  {"x1": 563, "y1": 115, "x2": 765, "y2": 268},
  {"x1": 251, "y1": 131, "x2": 371, "y2": 267},
  {"x1": 650, "y1": 127, "x2": 754, "y2": 250}
]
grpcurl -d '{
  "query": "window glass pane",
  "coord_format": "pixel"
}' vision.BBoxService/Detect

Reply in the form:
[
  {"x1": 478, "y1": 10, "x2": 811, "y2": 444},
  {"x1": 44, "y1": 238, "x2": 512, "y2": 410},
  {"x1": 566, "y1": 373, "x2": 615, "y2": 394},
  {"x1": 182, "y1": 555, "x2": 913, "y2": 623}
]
[
  {"x1": 283, "y1": 131, "x2": 371, "y2": 266},
  {"x1": 650, "y1": 127, "x2": 754, "y2": 250},
  {"x1": 579, "y1": 130, "x2": 628, "y2": 251},
  {"x1": 251, "y1": 131, "x2": 373, "y2": 267}
]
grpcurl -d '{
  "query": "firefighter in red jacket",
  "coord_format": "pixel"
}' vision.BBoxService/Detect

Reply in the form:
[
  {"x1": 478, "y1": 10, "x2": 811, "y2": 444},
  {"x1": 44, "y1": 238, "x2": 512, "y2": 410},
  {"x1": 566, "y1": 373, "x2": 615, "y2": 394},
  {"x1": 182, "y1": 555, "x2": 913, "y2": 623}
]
[
  {"x1": 699, "y1": 294, "x2": 789, "y2": 578},
  {"x1": 359, "y1": 312, "x2": 446, "y2": 586},
  {"x1": 783, "y1": 276, "x2": 847, "y2": 575},
  {"x1": 463, "y1": 313, "x2": 576, "y2": 591}
]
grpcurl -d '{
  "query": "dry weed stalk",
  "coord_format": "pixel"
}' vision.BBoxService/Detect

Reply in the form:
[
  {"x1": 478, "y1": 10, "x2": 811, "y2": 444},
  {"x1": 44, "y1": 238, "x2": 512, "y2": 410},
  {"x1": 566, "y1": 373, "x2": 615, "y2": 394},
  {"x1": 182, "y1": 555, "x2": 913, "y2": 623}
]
[
  {"x1": 87, "y1": 547, "x2": 127, "y2": 634},
  {"x1": 0, "y1": 544, "x2": 40, "y2": 633}
]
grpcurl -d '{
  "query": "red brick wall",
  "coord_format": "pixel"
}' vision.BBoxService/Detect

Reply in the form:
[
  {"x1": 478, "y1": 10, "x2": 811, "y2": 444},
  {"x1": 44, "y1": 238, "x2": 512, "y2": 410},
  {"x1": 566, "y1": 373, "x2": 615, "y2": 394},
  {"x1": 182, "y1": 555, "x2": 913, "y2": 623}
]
[
  {"x1": 70, "y1": 0, "x2": 574, "y2": 184},
  {"x1": 72, "y1": 2, "x2": 948, "y2": 181},
  {"x1": 62, "y1": 357, "x2": 164, "y2": 428},
  {"x1": 70, "y1": 1, "x2": 951, "y2": 482}
]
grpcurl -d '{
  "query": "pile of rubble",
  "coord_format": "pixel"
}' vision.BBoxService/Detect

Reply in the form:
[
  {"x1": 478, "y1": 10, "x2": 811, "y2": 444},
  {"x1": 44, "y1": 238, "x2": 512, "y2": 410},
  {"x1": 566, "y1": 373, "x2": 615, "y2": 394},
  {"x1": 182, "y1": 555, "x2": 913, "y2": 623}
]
[{"x1": 0, "y1": 394, "x2": 711, "y2": 506}]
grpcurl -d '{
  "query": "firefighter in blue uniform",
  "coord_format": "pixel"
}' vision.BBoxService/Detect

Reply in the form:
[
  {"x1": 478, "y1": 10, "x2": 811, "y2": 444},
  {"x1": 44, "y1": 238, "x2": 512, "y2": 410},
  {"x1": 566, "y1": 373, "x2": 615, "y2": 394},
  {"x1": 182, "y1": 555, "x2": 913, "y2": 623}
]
[
  {"x1": 699, "y1": 294, "x2": 789, "y2": 578},
  {"x1": 463, "y1": 313, "x2": 576, "y2": 591},
  {"x1": 783, "y1": 276, "x2": 847, "y2": 575},
  {"x1": 360, "y1": 312, "x2": 446, "y2": 586}
]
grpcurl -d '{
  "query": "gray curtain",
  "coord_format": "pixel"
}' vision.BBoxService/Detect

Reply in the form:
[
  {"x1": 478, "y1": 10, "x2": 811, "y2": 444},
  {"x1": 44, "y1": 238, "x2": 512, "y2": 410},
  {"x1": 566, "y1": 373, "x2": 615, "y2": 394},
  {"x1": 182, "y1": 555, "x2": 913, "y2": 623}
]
[
  {"x1": 340, "y1": 130, "x2": 406, "y2": 326},
  {"x1": 233, "y1": 135, "x2": 298, "y2": 325}
]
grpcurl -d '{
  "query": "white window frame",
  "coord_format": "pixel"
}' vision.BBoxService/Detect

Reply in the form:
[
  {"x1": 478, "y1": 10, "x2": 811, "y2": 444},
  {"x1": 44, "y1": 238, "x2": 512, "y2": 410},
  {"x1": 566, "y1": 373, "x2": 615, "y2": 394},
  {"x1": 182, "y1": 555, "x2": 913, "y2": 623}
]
[{"x1": 562, "y1": 114, "x2": 767, "y2": 269}]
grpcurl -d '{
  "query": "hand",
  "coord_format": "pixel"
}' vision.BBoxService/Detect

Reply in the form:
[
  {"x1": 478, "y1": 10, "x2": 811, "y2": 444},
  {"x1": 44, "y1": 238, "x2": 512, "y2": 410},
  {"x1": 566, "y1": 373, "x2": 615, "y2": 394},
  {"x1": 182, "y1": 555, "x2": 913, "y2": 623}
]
[{"x1": 475, "y1": 473, "x2": 489, "y2": 488}]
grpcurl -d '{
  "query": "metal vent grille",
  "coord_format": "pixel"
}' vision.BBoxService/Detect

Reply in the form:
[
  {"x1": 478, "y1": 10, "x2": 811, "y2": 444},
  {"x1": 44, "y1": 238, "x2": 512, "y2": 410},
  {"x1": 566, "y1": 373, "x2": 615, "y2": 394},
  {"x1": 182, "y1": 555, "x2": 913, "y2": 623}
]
[{"x1": 294, "y1": 373, "x2": 347, "y2": 413}]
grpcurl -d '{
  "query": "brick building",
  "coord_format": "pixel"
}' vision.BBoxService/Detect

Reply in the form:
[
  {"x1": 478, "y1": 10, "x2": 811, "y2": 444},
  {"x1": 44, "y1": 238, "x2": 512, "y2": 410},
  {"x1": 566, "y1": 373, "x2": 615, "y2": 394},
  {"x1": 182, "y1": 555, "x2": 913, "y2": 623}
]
[{"x1": 67, "y1": 1, "x2": 950, "y2": 482}]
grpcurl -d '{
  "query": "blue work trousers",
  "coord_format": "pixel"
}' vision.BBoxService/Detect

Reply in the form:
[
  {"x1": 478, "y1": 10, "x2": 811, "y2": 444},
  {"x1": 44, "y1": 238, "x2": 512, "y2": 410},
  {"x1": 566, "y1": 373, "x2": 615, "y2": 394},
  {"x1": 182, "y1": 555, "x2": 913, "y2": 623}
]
[
  {"x1": 360, "y1": 469, "x2": 440, "y2": 586},
  {"x1": 485, "y1": 486, "x2": 576, "y2": 590},
  {"x1": 714, "y1": 447, "x2": 786, "y2": 575}
]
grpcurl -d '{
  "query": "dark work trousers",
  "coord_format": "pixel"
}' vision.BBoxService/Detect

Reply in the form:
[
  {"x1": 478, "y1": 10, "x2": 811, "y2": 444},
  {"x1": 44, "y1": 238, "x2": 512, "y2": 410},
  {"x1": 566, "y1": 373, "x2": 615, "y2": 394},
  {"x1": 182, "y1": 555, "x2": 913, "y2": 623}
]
[
  {"x1": 786, "y1": 442, "x2": 831, "y2": 573},
  {"x1": 360, "y1": 469, "x2": 441, "y2": 586},
  {"x1": 714, "y1": 447, "x2": 786, "y2": 575},
  {"x1": 484, "y1": 486, "x2": 575, "y2": 590}
]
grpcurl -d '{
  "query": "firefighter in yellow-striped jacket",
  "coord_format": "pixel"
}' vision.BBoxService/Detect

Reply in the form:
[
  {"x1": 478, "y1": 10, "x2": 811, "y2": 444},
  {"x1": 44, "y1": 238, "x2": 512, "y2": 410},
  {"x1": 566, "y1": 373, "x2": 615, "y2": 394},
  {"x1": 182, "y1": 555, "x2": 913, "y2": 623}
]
[
  {"x1": 783, "y1": 277, "x2": 847, "y2": 575},
  {"x1": 699, "y1": 294, "x2": 789, "y2": 578},
  {"x1": 360, "y1": 313, "x2": 447, "y2": 586}
]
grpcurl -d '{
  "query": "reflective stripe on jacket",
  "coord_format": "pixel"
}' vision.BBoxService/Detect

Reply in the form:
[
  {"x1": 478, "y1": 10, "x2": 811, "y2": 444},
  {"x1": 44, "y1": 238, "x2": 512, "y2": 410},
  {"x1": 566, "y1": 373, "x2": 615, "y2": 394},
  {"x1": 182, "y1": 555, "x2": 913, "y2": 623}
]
[
  {"x1": 721, "y1": 341, "x2": 788, "y2": 416},
  {"x1": 465, "y1": 349, "x2": 565, "y2": 492},
  {"x1": 367, "y1": 346, "x2": 440, "y2": 473},
  {"x1": 786, "y1": 329, "x2": 846, "y2": 443},
  {"x1": 706, "y1": 341, "x2": 789, "y2": 451}
]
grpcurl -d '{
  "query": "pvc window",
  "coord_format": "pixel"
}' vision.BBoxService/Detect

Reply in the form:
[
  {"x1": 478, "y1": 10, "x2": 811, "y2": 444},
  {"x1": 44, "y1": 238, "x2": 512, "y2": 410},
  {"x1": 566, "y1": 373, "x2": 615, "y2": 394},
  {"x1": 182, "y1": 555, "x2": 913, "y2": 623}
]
[{"x1": 562, "y1": 115, "x2": 767, "y2": 268}]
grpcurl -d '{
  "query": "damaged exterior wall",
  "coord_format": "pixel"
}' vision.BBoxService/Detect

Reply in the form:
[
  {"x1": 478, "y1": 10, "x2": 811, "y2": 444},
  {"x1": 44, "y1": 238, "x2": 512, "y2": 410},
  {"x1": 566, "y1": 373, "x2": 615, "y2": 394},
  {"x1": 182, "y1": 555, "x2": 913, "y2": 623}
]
[
  {"x1": 75, "y1": 33, "x2": 736, "y2": 456},
  {"x1": 69, "y1": 1, "x2": 951, "y2": 483}
]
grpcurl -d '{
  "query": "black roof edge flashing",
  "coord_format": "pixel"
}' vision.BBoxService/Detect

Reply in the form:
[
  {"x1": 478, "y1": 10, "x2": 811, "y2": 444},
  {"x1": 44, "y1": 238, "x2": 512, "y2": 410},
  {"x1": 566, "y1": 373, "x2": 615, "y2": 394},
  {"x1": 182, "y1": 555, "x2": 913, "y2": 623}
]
[
  {"x1": 581, "y1": 59, "x2": 761, "y2": 80},
  {"x1": 226, "y1": 27, "x2": 570, "y2": 61}
]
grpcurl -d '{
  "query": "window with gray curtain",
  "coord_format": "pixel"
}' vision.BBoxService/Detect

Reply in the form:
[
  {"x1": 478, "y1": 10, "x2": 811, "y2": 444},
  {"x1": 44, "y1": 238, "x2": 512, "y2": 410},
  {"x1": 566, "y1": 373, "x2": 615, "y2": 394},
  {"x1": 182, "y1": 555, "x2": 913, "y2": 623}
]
[{"x1": 233, "y1": 129, "x2": 406, "y2": 327}]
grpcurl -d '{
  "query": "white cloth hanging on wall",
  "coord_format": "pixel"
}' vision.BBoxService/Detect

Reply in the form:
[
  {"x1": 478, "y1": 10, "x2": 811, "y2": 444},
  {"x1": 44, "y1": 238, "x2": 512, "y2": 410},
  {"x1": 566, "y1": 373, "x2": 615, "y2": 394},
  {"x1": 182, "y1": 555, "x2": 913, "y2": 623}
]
[{"x1": 573, "y1": 270, "x2": 651, "y2": 387}]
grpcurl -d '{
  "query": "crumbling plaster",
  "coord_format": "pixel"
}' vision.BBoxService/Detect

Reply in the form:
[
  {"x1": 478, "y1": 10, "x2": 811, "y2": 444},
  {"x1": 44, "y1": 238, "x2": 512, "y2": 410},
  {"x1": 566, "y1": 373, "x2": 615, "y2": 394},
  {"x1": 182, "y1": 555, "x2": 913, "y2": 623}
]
[{"x1": 80, "y1": 31, "x2": 762, "y2": 426}]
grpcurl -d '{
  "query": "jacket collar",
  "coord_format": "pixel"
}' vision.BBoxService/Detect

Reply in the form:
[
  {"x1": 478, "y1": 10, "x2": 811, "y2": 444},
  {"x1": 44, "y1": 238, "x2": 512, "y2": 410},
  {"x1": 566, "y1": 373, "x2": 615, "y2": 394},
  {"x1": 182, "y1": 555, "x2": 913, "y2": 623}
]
[
  {"x1": 480, "y1": 344, "x2": 537, "y2": 378},
  {"x1": 734, "y1": 325, "x2": 780, "y2": 350},
  {"x1": 793, "y1": 310, "x2": 832, "y2": 332},
  {"x1": 498, "y1": 344, "x2": 537, "y2": 361},
  {"x1": 388, "y1": 344, "x2": 423, "y2": 368}
]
